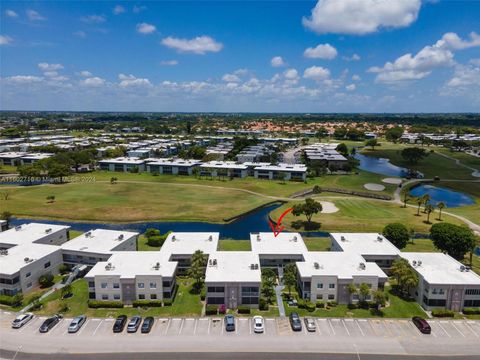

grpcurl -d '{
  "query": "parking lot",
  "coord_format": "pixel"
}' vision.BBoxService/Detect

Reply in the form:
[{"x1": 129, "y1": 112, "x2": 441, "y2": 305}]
[{"x1": 2, "y1": 311, "x2": 480, "y2": 341}]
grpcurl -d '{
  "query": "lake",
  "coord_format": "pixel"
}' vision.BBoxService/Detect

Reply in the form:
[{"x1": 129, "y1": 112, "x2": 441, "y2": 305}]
[
  {"x1": 9, "y1": 202, "x2": 330, "y2": 240},
  {"x1": 355, "y1": 153, "x2": 409, "y2": 178},
  {"x1": 409, "y1": 184, "x2": 475, "y2": 208}
]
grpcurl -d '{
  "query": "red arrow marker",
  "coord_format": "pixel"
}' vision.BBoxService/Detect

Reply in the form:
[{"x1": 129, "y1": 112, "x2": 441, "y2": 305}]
[{"x1": 269, "y1": 207, "x2": 293, "y2": 237}]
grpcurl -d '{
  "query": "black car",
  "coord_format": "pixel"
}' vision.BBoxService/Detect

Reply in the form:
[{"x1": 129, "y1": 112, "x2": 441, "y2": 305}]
[
  {"x1": 289, "y1": 312, "x2": 302, "y2": 331},
  {"x1": 113, "y1": 315, "x2": 128, "y2": 333},
  {"x1": 141, "y1": 317, "x2": 154, "y2": 333},
  {"x1": 224, "y1": 315, "x2": 235, "y2": 332},
  {"x1": 39, "y1": 315, "x2": 62, "y2": 333},
  {"x1": 412, "y1": 316, "x2": 431, "y2": 334}
]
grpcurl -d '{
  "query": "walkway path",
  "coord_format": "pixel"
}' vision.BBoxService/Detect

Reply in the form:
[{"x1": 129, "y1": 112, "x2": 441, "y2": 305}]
[
  {"x1": 275, "y1": 286, "x2": 285, "y2": 318},
  {"x1": 20, "y1": 281, "x2": 65, "y2": 313},
  {"x1": 436, "y1": 151, "x2": 480, "y2": 177}
]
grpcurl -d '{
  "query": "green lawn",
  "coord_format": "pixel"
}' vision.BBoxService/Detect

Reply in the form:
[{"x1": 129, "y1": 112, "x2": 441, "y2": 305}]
[
  {"x1": 69, "y1": 230, "x2": 84, "y2": 239},
  {"x1": 303, "y1": 237, "x2": 331, "y2": 251},
  {"x1": 35, "y1": 278, "x2": 202, "y2": 317},
  {"x1": 137, "y1": 235, "x2": 161, "y2": 251},
  {"x1": 217, "y1": 240, "x2": 251, "y2": 251}
]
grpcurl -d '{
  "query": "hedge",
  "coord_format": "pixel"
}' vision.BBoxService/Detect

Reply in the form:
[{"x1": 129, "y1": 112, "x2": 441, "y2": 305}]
[
  {"x1": 132, "y1": 300, "x2": 163, "y2": 307},
  {"x1": 463, "y1": 307, "x2": 480, "y2": 315},
  {"x1": 205, "y1": 305, "x2": 217, "y2": 315},
  {"x1": 0, "y1": 295, "x2": 22, "y2": 306},
  {"x1": 316, "y1": 301, "x2": 325, "y2": 308},
  {"x1": 432, "y1": 309, "x2": 455, "y2": 317},
  {"x1": 297, "y1": 299, "x2": 306, "y2": 309},
  {"x1": 259, "y1": 298, "x2": 269, "y2": 311},
  {"x1": 163, "y1": 299, "x2": 172, "y2": 306},
  {"x1": 305, "y1": 301, "x2": 316, "y2": 312},
  {"x1": 87, "y1": 300, "x2": 124, "y2": 308},
  {"x1": 237, "y1": 305, "x2": 251, "y2": 314}
]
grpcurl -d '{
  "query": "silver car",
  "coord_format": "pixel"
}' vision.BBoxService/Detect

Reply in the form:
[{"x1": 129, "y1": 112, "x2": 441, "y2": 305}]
[
  {"x1": 11, "y1": 313, "x2": 34, "y2": 329},
  {"x1": 304, "y1": 317, "x2": 316, "y2": 332},
  {"x1": 68, "y1": 315, "x2": 87, "y2": 333}
]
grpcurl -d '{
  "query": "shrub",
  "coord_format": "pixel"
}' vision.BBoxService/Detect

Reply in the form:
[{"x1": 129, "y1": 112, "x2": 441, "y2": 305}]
[
  {"x1": 297, "y1": 299, "x2": 306, "y2": 309},
  {"x1": 163, "y1": 299, "x2": 172, "y2": 306},
  {"x1": 259, "y1": 297, "x2": 269, "y2": 311},
  {"x1": 58, "y1": 264, "x2": 70, "y2": 275},
  {"x1": 218, "y1": 304, "x2": 226, "y2": 314},
  {"x1": 305, "y1": 301, "x2": 316, "y2": 312},
  {"x1": 304, "y1": 221, "x2": 321, "y2": 231},
  {"x1": 205, "y1": 304, "x2": 217, "y2": 315},
  {"x1": 132, "y1": 300, "x2": 163, "y2": 308},
  {"x1": 316, "y1": 301, "x2": 324, "y2": 309},
  {"x1": 432, "y1": 309, "x2": 455, "y2": 318},
  {"x1": 38, "y1": 272, "x2": 54, "y2": 288},
  {"x1": 347, "y1": 303, "x2": 358, "y2": 310},
  {"x1": 0, "y1": 294, "x2": 23, "y2": 306},
  {"x1": 147, "y1": 235, "x2": 165, "y2": 247},
  {"x1": 291, "y1": 220, "x2": 303, "y2": 230},
  {"x1": 330, "y1": 301, "x2": 337, "y2": 307},
  {"x1": 87, "y1": 300, "x2": 124, "y2": 309},
  {"x1": 237, "y1": 305, "x2": 251, "y2": 314},
  {"x1": 200, "y1": 288, "x2": 206, "y2": 301},
  {"x1": 463, "y1": 308, "x2": 480, "y2": 315}
]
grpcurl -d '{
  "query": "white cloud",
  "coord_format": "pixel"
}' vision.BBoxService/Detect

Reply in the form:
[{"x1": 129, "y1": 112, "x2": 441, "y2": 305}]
[
  {"x1": 38, "y1": 63, "x2": 64, "y2": 72},
  {"x1": 81, "y1": 15, "x2": 106, "y2": 24},
  {"x1": 343, "y1": 53, "x2": 361, "y2": 61},
  {"x1": 136, "y1": 23, "x2": 156, "y2": 34},
  {"x1": 113, "y1": 5, "x2": 125, "y2": 15},
  {"x1": 303, "y1": 66, "x2": 330, "y2": 81},
  {"x1": 81, "y1": 77, "x2": 106, "y2": 87},
  {"x1": 5, "y1": 10, "x2": 18, "y2": 18},
  {"x1": 26, "y1": 9, "x2": 46, "y2": 21},
  {"x1": 346, "y1": 84, "x2": 356, "y2": 91},
  {"x1": 73, "y1": 31, "x2": 86, "y2": 38},
  {"x1": 270, "y1": 56, "x2": 286, "y2": 67},
  {"x1": 222, "y1": 74, "x2": 241, "y2": 82},
  {"x1": 160, "y1": 60, "x2": 178, "y2": 66},
  {"x1": 80, "y1": 71, "x2": 93, "y2": 77},
  {"x1": 446, "y1": 64, "x2": 480, "y2": 87},
  {"x1": 5, "y1": 75, "x2": 43, "y2": 83},
  {"x1": 352, "y1": 74, "x2": 361, "y2": 81},
  {"x1": 118, "y1": 73, "x2": 151, "y2": 88},
  {"x1": 133, "y1": 5, "x2": 146, "y2": 13},
  {"x1": 368, "y1": 32, "x2": 480, "y2": 84},
  {"x1": 0, "y1": 35, "x2": 13, "y2": 46},
  {"x1": 161, "y1": 36, "x2": 223, "y2": 54},
  {"x1": 304, "y1": 43, "x2": 337, "y2": 59},
  {"x1": 302, "y1": 0, "x2": 421, "y2": 35}
]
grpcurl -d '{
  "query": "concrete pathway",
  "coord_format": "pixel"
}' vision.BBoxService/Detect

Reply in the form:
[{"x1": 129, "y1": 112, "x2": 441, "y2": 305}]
[
  {"x1": 436, "y1": 151, "x2": 480, "y2": 177},
  {"x1": 275, "y1": 285, "x2": 285, "y2": 318},
  {"x1": 20, "y1": 281, "x2": 65, "y2": 313}
]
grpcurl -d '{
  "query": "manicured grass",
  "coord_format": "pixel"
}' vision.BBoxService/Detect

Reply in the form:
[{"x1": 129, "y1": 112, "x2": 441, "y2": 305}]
[
  {"x1": 435, "y1": 148, "x2": 480, "y2": 169},
  {"x1": 271, "y1": 198, "x2": 465, "y2": 233},
  {"x1": 0, "y1": 182, "x2": 271, "y2": 223},
  {"x1": 303, "y1": 237, "x2": 331, "y2": 251},
  {"x1": 137, "y1": 235, "x2": 161, "y2": 251},
  {"x1": 403, "y1": 239, "x2": 439, "y2": 252},
  {"x1": 69, "y1": 230, "x2": 83, "y2": 239},
  {"x1": 0, "y1": 164, "x2": 17, "y2": 173},
  {"x1": 217, "y1": 240, "x2": 251, "y2": 251},
  {"x1": 35, "y1": 278, "x2": 202, "y2": 317}
]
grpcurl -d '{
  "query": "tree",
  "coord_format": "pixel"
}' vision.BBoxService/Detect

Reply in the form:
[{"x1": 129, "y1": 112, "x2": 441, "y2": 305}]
[
  {"x1": 144, "y1": 228, "x2": 160, "y2": 238},
  {"x1": 47, "y1": 163, "x2": 72, "y2": 182},
  {"x1": 110, "y1": 177, "x2": 117, "y2": 184},
  {"x1": 46, "y1": 195, "x2": 55, "y2": 203},
  {"x1": 421, "y1": 194, "x2": 430, "y2": 213},
  {"x1": 1, "y1": 190, "x2": 11, "y2": 201},
  {"x1": 358, "y1": 283, "x2": 370, "y2": 302},
  {"x1": 1, "y1": 211, "x2": 12, "y2": 229},
  {"x1": 390, "y1": 258, "x2": 418, "y2": 296},
  {"x1": 416, "y1": 197, "x2": 423, "y2": 216},
  {"x1": 437, "y1": 202, "x2": 446, "y2": 221},
  {"x1": 336, "y1": 143, "x2": 349, "y2": 157},
  {"x1": 38, "y1": 272, "x2": 54, "y2": 288},
  {"x1": 365, "y1": 138, "x2": 379, "y2": 150},
  {"x1": 283, "y1": 263, "x2": 297, "y2": 296},
  {"x1": 382, "y1": 223, "x2": 409, "y2": 249},
  {"x1": 401, "y1": 147, "x2": 428, "y2": 165},
  {"x1": 346, "y1": 283, "x2": 357, "y2": 303},
  {"x1": 402, "y1": 193, "x2": 410, "y2": 208},
  {"x1": 261, "y1": 273, "x2": 276, "y2": 304},
  {"x1": 430, "y1": 223, "x2": 476, "y2": 260},
  {"x1": 292, "y1": 198, "x2": 323, "y2": 224},
  {"x1": 187, "y1": 250, "x2": 208, "y2": 290},
  {"x1": 385, "y1": 126, "x2": 404, "y2": 143},
  {"x1": 61, "y1": 284, "x2": 72, "y2": 299},
  {"x1": 424, "y1": 204, "x2": 434, "y2": 223},
  {"x1": 373, "y1": 290, "x2": 386, "y2": 307}
]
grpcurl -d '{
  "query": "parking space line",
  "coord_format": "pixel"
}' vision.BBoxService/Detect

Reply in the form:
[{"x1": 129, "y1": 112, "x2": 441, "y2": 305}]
[
  {"x1": 341, "y1": 320, "x2": 350, "y2": 336},
  {"x1": 18, "y1": 318, "x2": 37, "y2": 333},
  {"x1": 193, "y1": 319, "x2": 198, "y2": 335},
  {"x1": 437, "y1": 322, "x2": 451, "y2": 338},
  {"x1": 451, "y1": 321, "x2": 465, "y2": 338},
  {"x1": 164, "y1": 318, "x2": 171, "y2": 335},
  {"x1": 355, "y1": 320, "x2": 364, "y2": 336},
  {"x1": 466, "y1": 322, "x2": 479, "y2": 338},
  {"x1": 179, "y1": 318, "x2": 185, "y2": 335},
  {"x1": 207, "y1": 318, "x2": 211, "y2": 335},
  {"x1": 77, "y1": 319, "x2": 91, "y2": 336},
  {"x1": 250, "y1": 319, "x2": 252, "y2": 334},
  {"x1": 328, "y1": 319, "x2": 335, "y2": 335},
  {"x1": 92, "y1": 320, "x2": 103, "y2": 336}
]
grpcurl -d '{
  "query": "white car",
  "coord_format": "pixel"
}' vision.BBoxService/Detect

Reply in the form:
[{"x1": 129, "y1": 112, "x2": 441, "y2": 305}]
[
  {"x1": 252, "y1": 316, "x2": 264, "y2": 333},
  {"x1": 11, "y1": 313, "x2": 34, "y2": 329}
]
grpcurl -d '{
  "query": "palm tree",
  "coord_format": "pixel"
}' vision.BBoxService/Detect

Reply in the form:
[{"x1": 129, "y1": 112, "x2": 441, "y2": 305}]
[
  {"x1": 421, "y1": 194, "x2": 430, "y2": 213},
  {"x1": 437, "y1": 201, "x2": 446, "y2": 221},
  {"x1": 416, "y1": 198, "x2": 423, "y2": 216},
  {"x1": 425, "y1": 204, "x2": 434, "y2": 223},
  {"x1": 402, "y1": 193, "x2": 410, "y2": 208},
  {"x1": 346, "y1": 283, "x2": 357, "y2": 304}
]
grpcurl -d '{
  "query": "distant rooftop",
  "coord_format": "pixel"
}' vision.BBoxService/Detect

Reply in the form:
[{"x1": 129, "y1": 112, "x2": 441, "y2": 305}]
[
  {"x1": 0, "y1": 243, "x2": 61, "y2": 275},
  {"x1": 0, "y1": 223, "x2": 70, "y2": 247},
  {"x1": 250, "y1": 232, "x2": 308, "y2": 256},
  {"x1": 330, "y1": 233, "x2": 401, "y2": 257},
  {"x1": 159, "y1": 232, "x2": 219, "y2": 257},
  {"x1": 205, "y1": 251, "x2": 262, "y2": 283},
  {"x1": 61, "y1": 229, "x2": 139, "y2": 254}
]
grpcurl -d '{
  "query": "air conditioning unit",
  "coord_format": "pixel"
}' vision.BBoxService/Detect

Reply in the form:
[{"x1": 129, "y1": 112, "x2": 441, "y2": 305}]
[
  {"x1": 118, "y1": 234, "x2": 124, "y2": 240},
  {"x1": 208, "y1": 235, "x2": 213, "y2": 241},
  {"x1": 15, "y1": 225, "x2": 22, "y2": 231},
  {"x1": 293, "y1": 236, "x2": 297, "y2": 242},
  {"x1": 172, "y1": 235, "x2": 176, "y2": 242},
  {"x1": 254, "y1": 264, "x2": 259, "y2": 270},
  {"x1": 154, "y1": 262, "x2": 160, "y2": 270},
  {"x1": 412, "y1": 260, "x2": 417, "y2": 267},
  {"x1": 460, "y1": 265, "x2": 466, "y2": 272},
  {"x1": 314, "y1": 262, "x2": 320, "y2": 269},
  {"x1": 417, "y1": 261, "x2": 422, "y2": 266},
  {"x1": 377, "y1": 236, "x2": 383, "y2": 242},
  {"x1": 85, "y1": 231, "x2": 92, "y2": 238},
  {"x1": 257, "y1": 235, "x2": 261, "y2": 241},
  {"x1": 212, "y1": 259, "x2": 217, "y2": 266},
  {"x1": 340, "y1": 236, "x2": 346, "y2": 242},
  {"x1": 208, "y1": 259, "x2": 213, "y2": 266},
  {"x1": 250, "y1": 264, "x2": 255, "y2": 270},
  {"x1": 45, "y1": 228, "x2": 52, "y2": 233},
  {"x1": 359, "y1": 262, "x2": 366, "y2": 270}
]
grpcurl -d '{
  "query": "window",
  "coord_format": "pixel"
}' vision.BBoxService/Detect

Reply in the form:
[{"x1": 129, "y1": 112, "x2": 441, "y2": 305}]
[
  {"x1": 242, "y1": 297, "x2": 259, "y2": 305},
  {"x1": 88, "y1": 281, "x2": 95, "y2": 288},
  {"x1": 102, "y1": 294, "x2": 109, "y2": 300},
  {"x1": 113, "y1": 283, "x2": 120, "y2": 289},
  {"x1": 464, "y1": 299, "x2": 480, "y2": 307},
  {"x1": 163, "y1": 292, "x2": 170, "y2": 298},
  {"x1": 439, "y1": 289, "x2": 445, "y2": 295},
  {"x1": 328, "y1": 294, "x2": 335, "y2": 300},
  {"x1": 27, "y1": 282, "x2": 32, "y2": 288},
  {"x1": 44, "y1": 261, "x2": 51, "y2": 269},
  {"x1": 329, "y1": 283, "x2": 335, "y2": 289},
  {"x1": 150, "y1": 294, "x2": 157, "y2": 300},
  {"x1": 138, "y1": 294, "x2": 145, "y2": 300},
  {"x1": 317, "y1": 283, "x2": 323, "y2": 289},
  {"x1": 138, "y1": 283, "x2": 145, "y2": 289},
  {"x1": 150, "y1": 282, "x2": 157, "y2": 289},
  {"x1": 207, "y1": 297, "x2": 224, "y2": 305},
  {"x1": 25, "y1": 272, "x2": 31, "y2": 278},
  {"x1": 208, "y1": 286, "x2": 225, "y2": 293},
  {"x1": 101, "y1": 282, "x2": 107, "y2": 289},
  {"x1": 242, "y1": 287, "x2": 259, "y2": 296},
  {"x1": 88, "y1": 292, "x2": 95, "y2": 299},
  {"x1": 113, "y1": 294, "x2": 120, "y2": 300},
  {"x1": 163, "y1": 280, "x2": 171, "y2": 288},
  {"x1": 465, "y1": 289, "x2": 480, "y2": 296},
  {"x1": 316, "y1": 294, "x2": 323, "y2": 300}
]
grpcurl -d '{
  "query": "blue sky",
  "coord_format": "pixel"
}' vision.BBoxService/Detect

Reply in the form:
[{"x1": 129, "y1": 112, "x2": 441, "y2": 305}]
[{"x1": 1, "y1": 0, "x2": 479, "y2": 112}]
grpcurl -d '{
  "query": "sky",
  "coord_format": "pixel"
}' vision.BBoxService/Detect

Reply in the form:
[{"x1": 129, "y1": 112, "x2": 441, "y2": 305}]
[{"x1": 1, "y1": 0, "x2": 480, "y2": 113}]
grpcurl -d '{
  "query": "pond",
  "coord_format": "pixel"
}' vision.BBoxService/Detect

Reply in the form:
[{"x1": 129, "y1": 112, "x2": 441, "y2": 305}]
[
  {"x1": 355, "y1": 153, "x2": 409, "y2": 178},
  {"x1": 409, "y1": 184, "x2": 476, "y2": 208},
  {"x1": 9, "y1": 202, "x2": 330, "y2": 240}
]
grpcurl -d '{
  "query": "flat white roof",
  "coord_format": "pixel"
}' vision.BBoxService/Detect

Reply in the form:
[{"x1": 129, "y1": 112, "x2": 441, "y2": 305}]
[
  {"x1": 250, "y1": 232, "x2": 308, "y2": 256},
  {"x1": 297, "y1": 252, "x2": 387, "y2": 279},
  {"x1": 254, "y1": 163, "x2": 307, "y2": 172},
  {"x1": 205, "y1": 251, "x2": 261, "y2": 283},
  {"x1": 61, "y1": 229, "x2": 138, "y2": 254},
  {"x1": 200, "y1": 161, "x2": 248, "y2": 170},
  {"x1": 146, "y1": 159, "x2": 201, "y2": 167},
  {"x1": 0, "y1": 243, "x2": 61, "y2": 275},
  {"x1": 159, "y1": 232, "x2": 219, "y2": 257},
  {"x1": 0, "y1": 223, "x2": 70, "y2": 246},
  {"x1": 99, "y1": 157, "x2": 145, "y2": 164},
  {"x1": 21, "y1": 153, "x2": 54, "y2": 160},
  {"x1": 85, "y1": 251, "x2": 177, "y2": 278},
  {"x1": 0, "y1": 152, "x2": 27, "y2": 158},
  {"x1": 400, "y1": 252, "x2": 480, "y2": 285},
  {"x1": 330, "y1": 233, "x2": 401, "y2": 257}
]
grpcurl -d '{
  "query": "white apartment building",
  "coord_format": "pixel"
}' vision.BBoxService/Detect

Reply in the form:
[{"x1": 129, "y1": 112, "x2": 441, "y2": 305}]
[
  {"x1": 98, "y1": 157, "x2": 146, "y2": 172},
  {"x1": 401, "y1": 252, "x2": 480, "y2": 311},
  {"x1": 250, "y1": 232, "x2": 308, "y2": 268},
  {"x1": 253, "y1": 163, "x2": 307, "y2": 181},
  {"x1": 199, "y1": 161, "x2": 248, "y2": 178},
  {"x1": 146, "y1": 159, "x2": 201, "y2": 175}
]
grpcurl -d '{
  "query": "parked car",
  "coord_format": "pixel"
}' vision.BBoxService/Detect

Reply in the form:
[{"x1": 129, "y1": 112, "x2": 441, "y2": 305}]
[
  {"x1": 412, "y1": 316, "x2": 431, "y2": 334},
  {"x1": 289, "y1": 312, "x2": 302, "y2": 331},
  {"x1": 304, "y1": 317, "x2": 316, "y2": 332},
  {"x1": 11, "y1": 313, "x2": 34, "y2": 329},
  {"x1": 113, "y1": 315, "x2": 128, "y2": 333},
  {"x1": 39, "y1": 314, "x2": 62, "y2": 333},
  {"x1": 141, "y1": 317, "x2": 154, "y2": 334},
  {"x1": 224, "y1": 315, "x2": 235, "y2": 332},
  {"x1": 253, "y1": 315, "x2": 264, "y2": 333},
  {"x1": 127, "y1": 316, "x2": 142, "y2": 333},
  {"x1": 68, "y1": 315, "x2": 87, "y2": 333}
]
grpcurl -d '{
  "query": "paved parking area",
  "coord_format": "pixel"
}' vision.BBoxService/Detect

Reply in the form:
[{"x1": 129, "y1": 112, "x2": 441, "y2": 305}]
[{"x1": 2, "y1": 311, "x2": 480, "y2": 342}]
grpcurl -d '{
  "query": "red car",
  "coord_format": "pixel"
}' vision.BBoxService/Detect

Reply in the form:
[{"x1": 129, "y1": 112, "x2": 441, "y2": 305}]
[{"x1": 412, "y1": 316, "x2": 431, "y2": 334}]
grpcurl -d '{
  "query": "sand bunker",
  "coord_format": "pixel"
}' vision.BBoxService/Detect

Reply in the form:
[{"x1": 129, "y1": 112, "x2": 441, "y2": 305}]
[
  {"x1": 364, "y1": 183, "x2": 386, "y2": 191},
  {"x1": 320, "y1": 201, "x2": 339, "y2": 213},
  {"x1": 382, "y1": 177, "x2": 403, "y2": 185}
]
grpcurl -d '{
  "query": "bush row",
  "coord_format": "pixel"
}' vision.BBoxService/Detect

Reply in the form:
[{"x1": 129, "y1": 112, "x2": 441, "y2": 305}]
[
  {"x1": 132, "y1": 300, "x2": 163, "y2": 308},
  {"x1": 87, "y1": 300, "x2": 124, "y2": 308},
  {"x1": 431, "y1": 309, "x2": 455, "y2": 318},
  {"x1": 314, "y1": 186, "x2": 392, "y2": 200},
  {"x1": 463, "y1": 307, "x2": 480, "y2": 315},
  {"x1": 0, "y1": 294, "x2": 23, "y2": 307}
]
